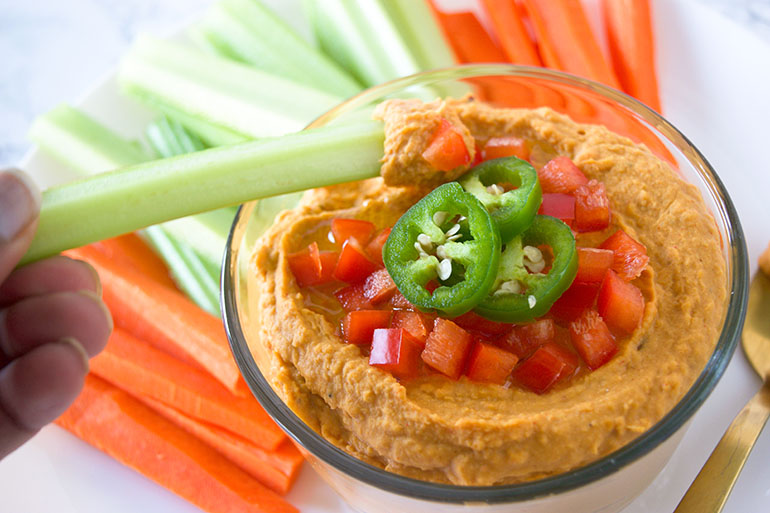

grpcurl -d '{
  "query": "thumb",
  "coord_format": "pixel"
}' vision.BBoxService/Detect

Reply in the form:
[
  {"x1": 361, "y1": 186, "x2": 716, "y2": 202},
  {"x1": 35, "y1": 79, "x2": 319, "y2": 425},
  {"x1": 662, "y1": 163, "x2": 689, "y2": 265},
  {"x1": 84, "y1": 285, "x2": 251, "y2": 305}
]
[{"x1": 0, "y1": 170, "x2": 41, "y2": 280}]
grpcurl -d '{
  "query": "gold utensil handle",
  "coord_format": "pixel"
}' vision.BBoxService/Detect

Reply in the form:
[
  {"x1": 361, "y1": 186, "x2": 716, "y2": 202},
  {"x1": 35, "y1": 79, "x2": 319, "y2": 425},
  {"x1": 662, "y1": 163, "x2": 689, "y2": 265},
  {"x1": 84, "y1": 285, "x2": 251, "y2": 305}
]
[{"x1": 674, "y1": 381, "x2": 770, "y2": 513}]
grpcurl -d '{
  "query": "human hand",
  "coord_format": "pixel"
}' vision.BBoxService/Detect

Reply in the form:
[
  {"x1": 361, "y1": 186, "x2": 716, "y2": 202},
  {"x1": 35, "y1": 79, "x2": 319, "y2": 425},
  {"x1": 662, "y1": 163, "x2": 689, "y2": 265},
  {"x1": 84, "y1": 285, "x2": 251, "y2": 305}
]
[{"x1": 0, "y1": 169, "x2": 112, "y2": 459}]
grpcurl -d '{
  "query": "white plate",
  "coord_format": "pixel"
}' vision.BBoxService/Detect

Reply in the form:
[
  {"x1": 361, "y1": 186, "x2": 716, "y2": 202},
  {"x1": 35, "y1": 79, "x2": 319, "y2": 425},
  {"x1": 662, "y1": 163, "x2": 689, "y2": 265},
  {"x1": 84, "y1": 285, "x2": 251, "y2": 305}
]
[{"x1": 2, "y1": 0, "x2": 770, "y2": 511}]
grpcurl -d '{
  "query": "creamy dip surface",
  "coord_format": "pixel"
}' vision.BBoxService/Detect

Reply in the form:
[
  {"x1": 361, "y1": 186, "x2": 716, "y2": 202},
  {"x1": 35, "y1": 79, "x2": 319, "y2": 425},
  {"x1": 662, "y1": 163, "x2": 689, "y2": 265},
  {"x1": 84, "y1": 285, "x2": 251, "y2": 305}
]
[{"x1": 247, "y1": 98, "x2": 726, "y2": 486}]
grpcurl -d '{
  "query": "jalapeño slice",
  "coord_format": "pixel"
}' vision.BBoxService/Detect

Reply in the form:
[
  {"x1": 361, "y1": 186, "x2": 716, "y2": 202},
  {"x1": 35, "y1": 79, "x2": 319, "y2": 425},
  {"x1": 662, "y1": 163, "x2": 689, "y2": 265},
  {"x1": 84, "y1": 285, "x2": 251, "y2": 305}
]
[
  {"x1": 383, "y1": 182, "x2": 501, "y2": 318},
  {"x1": 459, "y1": 156, "x2": 542, "y2": 242},
  {"x1": 475, "y1": 215, "x2": 577, "y2": 322}
]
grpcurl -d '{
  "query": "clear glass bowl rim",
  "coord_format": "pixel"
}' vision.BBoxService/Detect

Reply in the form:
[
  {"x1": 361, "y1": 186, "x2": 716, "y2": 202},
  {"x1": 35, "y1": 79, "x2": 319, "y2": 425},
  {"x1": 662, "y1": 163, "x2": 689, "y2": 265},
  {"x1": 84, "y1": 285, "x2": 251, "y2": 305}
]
[{"x1": 222, "y1": 64, "x2": 749, "y2": 504}]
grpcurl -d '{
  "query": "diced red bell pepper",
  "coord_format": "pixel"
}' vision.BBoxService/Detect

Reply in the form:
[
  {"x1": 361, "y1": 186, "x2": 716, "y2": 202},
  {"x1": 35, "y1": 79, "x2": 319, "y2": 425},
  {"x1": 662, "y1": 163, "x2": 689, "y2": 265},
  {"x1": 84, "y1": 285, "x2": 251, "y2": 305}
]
[
  {"x1": 365, "y1": 227, "x2": 392, "y2": 266},
  {"x1": 471, "y1": 142, "x2": 483, "y2": 167},
  {"x1": 333, "y1": 239, "x2": 379, "y2": 283},
  {"x1": 573, "y1": 180, "x2": 611, "y2": 232},
  {"x1": 575, "y1": 247, "x2": 615, "y2": 284},
  {"x1": 287, "y1": 242, "x2": 338, "y2": 287},
  {"x1": 597, "y1": 269, "x2": 645, "y2": 335},
  {"x1": 370, "y1": 328, "x2": 423, "y2": 380},
  {"x1": 538, "y1": 156, "x2": 589, "y2": 194},
  {"x1": 389, "y1": 292, "x2": 415, "y2": 310},
  {"x1": 465, "y1": 341, "x2": 519, "y2": 385},
  {"x1": 538, "y1": 193, "x2": 576, "y2": 223},
  {"x1": 421, "y1": 318, "x2": 473, "y2": 380},
  {"x1": 548, "y1": 282, "x2": 601, "y2": 323},
  {"x1": 334, "y1": 283, "x2": 373, "y2": 311},
  {"x1": 363, "y1": 268, "x2": 398, "y2": 305},
  {"x1": 391, "y1": 311, "x2": 434, "y2": 346},
  {"x1": 569, "y1": 308, "x2": 618, "y2": 370},
  {"x1": 482, "y1": 136, "x2": 530, "y2": 162},
  {"x1": 422, "y1": 118, "x2": 471, "y2": 172},
  {"x1": 513, "y1": 342, "x2": 579, "y2": 394},
  {"x1": 331, "y1": 218, "x2": 376, "y2": 246},
  {"x1": 502, "y1": 319, "x2": 557, "y2": 359},
  {"x1": 599, "y1": 230, "x2": 649, "y2": 281},
  {"x1": 342, "y1": 310, "x2": 392, "y2": 345},
  {"x1": 452, "y1": 311, "x2": 513, "y2": 337}
]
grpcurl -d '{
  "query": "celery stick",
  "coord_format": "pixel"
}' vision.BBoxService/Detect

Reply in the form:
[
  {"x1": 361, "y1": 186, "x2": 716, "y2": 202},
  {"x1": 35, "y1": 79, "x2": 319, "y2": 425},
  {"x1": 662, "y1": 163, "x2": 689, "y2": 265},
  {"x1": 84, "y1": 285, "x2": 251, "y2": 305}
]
[
  {"x1": 191, "y1": 0, "x2": 361, "y2": 98},
  {"x1": 146, "y1": 116, "x2": 207, "y2": 160},
  {"x1": 29, "y1": 105, "x2": 222, "y2": 314},
  {"x1": 374, "y1": 0, "x2": 456, "y2": 71},
  {"x1": 119, "y1": 35, "x2": 343, "y2": 139},
  {"x1": 28, "y1": 104, "x2": 147, "y2": 174},
  {"x1": 22, "y1": 120, "x2": 385, "y2": 264},
  {"x1": 161, "y1": 210, "x2": 234, "y2": 273},
  {"x1": 303, "y1": 0, "x2": 421, "y2": 87}
]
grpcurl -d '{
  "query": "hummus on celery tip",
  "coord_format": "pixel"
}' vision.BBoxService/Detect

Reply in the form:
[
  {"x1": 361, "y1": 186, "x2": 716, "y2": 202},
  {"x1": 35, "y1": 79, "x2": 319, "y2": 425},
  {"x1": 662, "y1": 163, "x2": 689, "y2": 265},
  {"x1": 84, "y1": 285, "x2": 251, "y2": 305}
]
[{"x1": 246, "y1": 97, "x2": 726, "y2": 486}]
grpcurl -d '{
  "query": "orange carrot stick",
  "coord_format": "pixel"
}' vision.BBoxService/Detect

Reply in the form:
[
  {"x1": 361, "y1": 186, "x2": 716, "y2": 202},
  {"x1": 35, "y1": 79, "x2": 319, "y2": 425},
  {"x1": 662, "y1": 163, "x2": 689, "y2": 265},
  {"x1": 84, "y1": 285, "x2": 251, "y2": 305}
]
[
  {"x1": 90, "y1": 233, "x2": 178, "y2": 291},
  {"x1": 518, "y1": 0, "x2": 621, "y2": 89},
  {"x1": 478, "y1": 0, "x2": 542, "y2": 66},
  {"x1": 601, "y1": 0, "x2": 662, "y2": 112},
  {"x1": 90, "y1": 328, "x2": 286, "y2": 450},
  {"x1": 65, "y1": 245, "x2": 247, "y2": 396},
  {"x1": 57, "y1": 375, "x2": 298, "y2": 513},
  {"x1": 145, "y1": 397, "x2": 304, "y2": 495},
  {"x1": 430, "y1": 8, "x2": 507, "y2": 64}
]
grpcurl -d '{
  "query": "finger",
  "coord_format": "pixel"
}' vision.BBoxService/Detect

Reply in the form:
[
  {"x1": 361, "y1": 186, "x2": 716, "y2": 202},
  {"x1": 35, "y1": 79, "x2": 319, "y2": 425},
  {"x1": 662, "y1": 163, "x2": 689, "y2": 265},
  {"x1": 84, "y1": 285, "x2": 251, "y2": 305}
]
[
  {"x1": 0, "y1": 169, "x2": 41, "y2": 282},
  {"x1": 0, "y1": 256, "x2": 101, "y2": 307},
  {"x1": 0, "y1": 291, "x2": 112, "y2": 367},
  {"x1": 0, "y1": 338, "x2": 88, "y2": 458}
]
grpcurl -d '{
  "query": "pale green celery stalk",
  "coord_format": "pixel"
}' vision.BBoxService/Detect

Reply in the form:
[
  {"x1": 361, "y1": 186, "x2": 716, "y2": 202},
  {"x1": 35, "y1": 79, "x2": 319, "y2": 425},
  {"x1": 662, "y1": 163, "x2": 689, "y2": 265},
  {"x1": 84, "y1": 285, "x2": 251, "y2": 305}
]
[
  {"x1": 29, "y1": 106, "x2": 220, "y2": 314},
  {"x1": 161, "y1": 210, "x2": 234, "y2": 275},
  {"x1": 23, "y1": 120, "x2": 385, "y2": 264},
  {"x1": 190, "y1": 0, "x2": 361, "y2": 98},
  {"x1": 375, "y1": 0, "x2": 456, "y2": 71},
  {"x1": 302, "y1": 0, "x2": 421, "y2": 87},
  {"x1": 119, "y1": 35, "x2": 344, "y2": 139},
  {"x1": 145, "y1": 116, "x2": 206, "y2": 157}
]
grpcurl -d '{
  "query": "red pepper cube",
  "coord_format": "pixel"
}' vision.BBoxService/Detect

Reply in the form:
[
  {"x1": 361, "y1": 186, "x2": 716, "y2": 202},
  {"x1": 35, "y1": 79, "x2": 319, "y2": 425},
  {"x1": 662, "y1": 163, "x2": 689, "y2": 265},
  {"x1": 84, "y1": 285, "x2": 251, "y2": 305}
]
[
  {"x1": 389, "y1": 292, "x2": 415, "y2": 310},
  {"x1": 370, "y1": 328, "x2": 423, "y2": 380},
  {"x1": 363, "y1": 268, "x2": 398, "y2": 305},
  {"x1": 334, "y1": 283, "x2": 373, "y2": 312},
  {"x1": 465, "y1": 341, "x2": 519, "y2": 385},
  {"x1": 287, "y1": 242, "x2": 337, "y2": 287},
  {"x1": 391, "y1": 311, "x2": 434, "y2": 346},
  {"x1": 365, "y1": 227, "x2": 392, "y2": 266},
  {"x1": 599, "y1": 229, "x2": 649, "y2": 281},
  {"x1": 538, "y1": 156, "x2": 589, "y2": 194},
  {"x1": 538, "y1": 193, "x2": 576, "y2": 224},
  {"x1": 573, "y1": 180, "x2": 611, "y2": 232},
  {"x1": 569, "y1": 308, "x2": 618, "y2": 370},
  {"x1": 502, "y1": 319, "x2": 557, "y2": 359},
  {"x1": 331, "y1": 218, "x2": 376, "y2": 246},
  {"x1": 333, "y1": 239, "x2": 379, "y2": 284},
  {"x1": 421, "y1": 118, "x2": 471, "y2": 172},
  {"x1": 452, "y1": 311, "x2": 513, "y2": 337},
  {"x1": 548, "y1": 282, "x2": 601, "y2": 323},
  {"x1": 471, "y1": 141, "x2": 483, "y2": 167},
  {"x1": 481, "y1": 136, "x2": 530, "y2": 162},
  {"x1": 575, "y1": 247, "x2": 615, "y2": 284},
  {"x1": 342, "y1": 310, "x2": 392, "y2": 345},
  {"x1": 421, "y1": 318, "x2": 473, "y2": 380},
  {"x1": 597, "y1": 269, "x2": 645, "y2": 336},
  {"x1": 513, "y1": 342, "x2": 579, "y2": 394}
]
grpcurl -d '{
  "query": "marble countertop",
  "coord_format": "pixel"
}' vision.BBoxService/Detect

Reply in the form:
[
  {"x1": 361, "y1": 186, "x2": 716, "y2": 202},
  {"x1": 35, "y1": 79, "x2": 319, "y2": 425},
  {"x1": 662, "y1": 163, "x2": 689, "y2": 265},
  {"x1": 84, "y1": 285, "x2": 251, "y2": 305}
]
[{"x1": 1, "y1": 0, "x2": 770, "y2": 168}]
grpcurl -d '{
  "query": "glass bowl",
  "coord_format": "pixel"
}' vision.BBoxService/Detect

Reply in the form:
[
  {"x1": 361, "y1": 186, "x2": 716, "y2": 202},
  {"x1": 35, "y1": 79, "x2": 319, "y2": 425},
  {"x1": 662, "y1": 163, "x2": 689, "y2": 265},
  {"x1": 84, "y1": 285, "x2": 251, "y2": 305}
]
[{"x1": 222, "y1": 65, "x2": 748, "y2": 513}]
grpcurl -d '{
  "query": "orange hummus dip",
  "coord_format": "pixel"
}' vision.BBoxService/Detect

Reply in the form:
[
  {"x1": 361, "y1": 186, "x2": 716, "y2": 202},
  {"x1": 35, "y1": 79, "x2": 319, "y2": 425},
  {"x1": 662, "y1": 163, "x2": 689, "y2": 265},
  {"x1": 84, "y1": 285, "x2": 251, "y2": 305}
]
[{"x1": 247, "y1": 98, "x2": 726, "y2": 485}]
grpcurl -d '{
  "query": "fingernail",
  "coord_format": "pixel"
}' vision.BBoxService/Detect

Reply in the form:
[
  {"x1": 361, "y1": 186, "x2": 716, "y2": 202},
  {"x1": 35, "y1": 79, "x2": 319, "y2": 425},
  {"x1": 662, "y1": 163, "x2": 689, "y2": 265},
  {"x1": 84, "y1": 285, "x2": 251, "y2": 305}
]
[
  {"x1": 78, "y1": 290, "x2": 113, "y2": 335},
  {"x1": 0, "y1": 169, "x2": 42, "y2": 244},
  {"x1": 57, "y1": 337, "x2": 90, "y2": 373}
]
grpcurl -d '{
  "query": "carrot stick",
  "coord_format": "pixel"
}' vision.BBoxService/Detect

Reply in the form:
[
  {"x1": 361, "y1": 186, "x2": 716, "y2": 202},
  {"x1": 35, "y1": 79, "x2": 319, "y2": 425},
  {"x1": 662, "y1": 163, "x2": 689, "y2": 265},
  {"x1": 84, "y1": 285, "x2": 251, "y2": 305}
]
[
  {"x1": 65, "y1": 245, "x2": 248, "y2": 396},
  {"x1": 518, "y1": 0, "x2": 621, "y2": 89},
  {"x1": 478, "y1": 0, "x2": 541, "y2": 66},
  {"x1": 90, "y1": 233, "x2": 178, "y2": 290},
  {"x1": 601, "y1": 0, "x2": 662, "y2": 112},
  {"x1": 57, "y1": 375, "x2": 298, "y2": 513},
  {"x1": 144, "y1": 397, "x2": 304, "y2": 495},
  {"x1": 430, "y1": 8, "x2": 507, "y2": 64},
  {"x1": 90, "y1": 328, "x2": 286, "y2": 450}
]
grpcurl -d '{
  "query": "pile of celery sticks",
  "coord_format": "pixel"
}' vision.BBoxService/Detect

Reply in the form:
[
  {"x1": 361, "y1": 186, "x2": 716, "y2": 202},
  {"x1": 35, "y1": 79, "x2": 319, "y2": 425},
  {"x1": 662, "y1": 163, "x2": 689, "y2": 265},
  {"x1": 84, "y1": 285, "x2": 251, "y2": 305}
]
[{"x1": 28, "y1": 0, "x2": 457, "y2": 314}]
